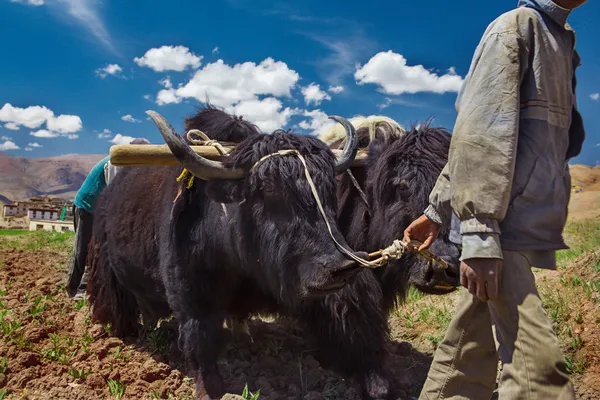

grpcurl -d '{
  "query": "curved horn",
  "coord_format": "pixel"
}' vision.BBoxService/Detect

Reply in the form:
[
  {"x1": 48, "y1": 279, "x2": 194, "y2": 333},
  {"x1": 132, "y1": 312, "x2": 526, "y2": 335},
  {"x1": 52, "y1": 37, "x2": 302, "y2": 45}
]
[
  {"x1": 329, "y1": 116, "x2": 359, "y2": 174},
  {"x1": 146, "y1": 110, "x2": 247, "y2": 181}
]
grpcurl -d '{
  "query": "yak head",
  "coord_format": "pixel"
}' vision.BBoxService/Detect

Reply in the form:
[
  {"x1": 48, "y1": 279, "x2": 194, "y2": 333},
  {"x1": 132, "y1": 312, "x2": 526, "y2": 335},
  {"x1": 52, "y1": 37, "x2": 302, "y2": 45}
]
[
  {"x1": 146, "y1": 109, "x2": 367, "y2": 305},
  {"x1": 365, "y1": 121, "x2": 461, "y2": 297}
]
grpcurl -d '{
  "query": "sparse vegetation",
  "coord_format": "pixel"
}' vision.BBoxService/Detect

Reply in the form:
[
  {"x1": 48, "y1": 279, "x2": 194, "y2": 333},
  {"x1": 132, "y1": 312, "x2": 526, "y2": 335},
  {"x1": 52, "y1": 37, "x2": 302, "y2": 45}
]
[
  {"x1": 107, "y1": 378, "x2": 125, "y2": 400},
  {"x1": 241, "y1": 383, "x2": 261, "y2": 400}
]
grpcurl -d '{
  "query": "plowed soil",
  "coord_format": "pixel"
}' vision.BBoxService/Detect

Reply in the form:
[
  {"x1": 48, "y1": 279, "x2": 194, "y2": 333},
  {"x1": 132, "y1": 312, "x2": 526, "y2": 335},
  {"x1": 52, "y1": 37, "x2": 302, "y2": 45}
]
[{"x1": 0, "y1": 244, "x2": 432, "y2": 400}]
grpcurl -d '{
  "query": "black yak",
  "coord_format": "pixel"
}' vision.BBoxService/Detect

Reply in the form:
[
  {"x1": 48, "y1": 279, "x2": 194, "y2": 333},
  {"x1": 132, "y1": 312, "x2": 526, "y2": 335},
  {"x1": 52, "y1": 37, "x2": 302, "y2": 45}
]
[
  {"x1": 86, "y1": 105, "x2": 396, "y2": 399},
  {"x1": 320, "y1": 116, "x2": 462, "y2": 313}
]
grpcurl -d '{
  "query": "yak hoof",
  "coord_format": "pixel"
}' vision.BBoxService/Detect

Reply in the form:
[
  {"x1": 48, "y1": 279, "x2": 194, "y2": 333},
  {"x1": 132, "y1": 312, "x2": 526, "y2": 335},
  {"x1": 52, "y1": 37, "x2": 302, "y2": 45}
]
[
  {"x1": 197, "y1": 371, "x2": 225, "y2": 400},
  {"x1": 364, "y1": 372, "x2": 391, "y2": 399}
]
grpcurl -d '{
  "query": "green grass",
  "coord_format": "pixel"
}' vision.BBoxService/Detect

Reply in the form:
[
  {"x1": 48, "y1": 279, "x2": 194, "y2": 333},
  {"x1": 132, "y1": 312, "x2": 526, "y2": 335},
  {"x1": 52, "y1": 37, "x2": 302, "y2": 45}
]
[
  {"x1": 557, "y1": 219, "x2": 600, "y2": 268},
  {"x1": 107, "y1": 379, "x2": 125, "y2": 400},
  {"x1": 0, "y1": 230, "x2": 74, "y2": 252},
  {"x1": 0, "y1": 229, "x2": 30, "y2": 236}
]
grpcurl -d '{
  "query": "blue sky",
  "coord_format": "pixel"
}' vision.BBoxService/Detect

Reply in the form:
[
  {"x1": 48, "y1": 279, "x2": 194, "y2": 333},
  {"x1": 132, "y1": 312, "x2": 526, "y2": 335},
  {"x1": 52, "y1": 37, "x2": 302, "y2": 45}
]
[{"x1": 0, "y1": 0, "x2": 599, "y2": 166}]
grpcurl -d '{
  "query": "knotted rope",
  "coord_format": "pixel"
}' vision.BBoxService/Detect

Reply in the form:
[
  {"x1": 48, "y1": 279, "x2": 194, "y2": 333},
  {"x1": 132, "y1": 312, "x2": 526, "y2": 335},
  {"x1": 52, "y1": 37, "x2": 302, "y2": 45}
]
[{"x1": 176, "y1": 129, "x2": 231, "y2": 189}]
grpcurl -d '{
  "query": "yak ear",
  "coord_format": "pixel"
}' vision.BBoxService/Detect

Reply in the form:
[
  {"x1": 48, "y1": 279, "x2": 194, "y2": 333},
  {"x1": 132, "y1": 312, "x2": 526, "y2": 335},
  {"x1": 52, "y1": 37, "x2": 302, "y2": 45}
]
[{"x1": 204, "y1": 180, "x2": 245, "y2": 204}]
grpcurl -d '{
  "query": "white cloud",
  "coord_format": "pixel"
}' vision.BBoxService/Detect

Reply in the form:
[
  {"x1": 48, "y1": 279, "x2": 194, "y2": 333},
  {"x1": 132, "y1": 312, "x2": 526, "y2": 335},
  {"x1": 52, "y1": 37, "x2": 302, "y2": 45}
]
[
  {"x1": 30, "y1": 130, "x2": 59, "y2": 138},
  {"x1": 66, "y1": 134, "x2": 79, "y2": 140},
  {"x1": 328, "y1": 85, "x2": 344, "y2": 94},
  {"x1": 28, "y1": 142, "x2": 42, "y2": 148},
  {"x1": 47, "y1": 114, "x2": 82, "y2": 133},
  {"x1": 4, "y1": 122, "x2": 20, "y2": 130},
  {"x1": 121, "y1": 114, "x2": 141, "y2": 123},
  {"x1": 55, "y1": 0, "x2": 116, "y2": 53},
  {"x1": 0, "y1": 103, "x2": 82, "y2": 138},
  {"x1": 95, "y1": 63, "x2": 123, "y2": 78},
  {"x1": 110, "y1": 133, "x2": 135, "y2": 145},
  {"x1": 97, "y1": 128, "x2": 112, "y2": 139},
  {"x1": 227, "y1": 98, "x2": 299, "y2": 132},
  {"x1": 591, "y1": 93, "x2": 600, "y2": 102},
  {"x1": 301, "y1": 83, "x2": 331, "y2": 106},
  {"x1": 134, "y1": 45, "x2": 202, "y2": 72},
  {"x1": 355, "y1": 51, "x2": 464, "y2": 95},
  {"x1": 25, "y1": 147, "x2": 33, "y2": 151},
  {"x1": 0, "y1": 104, "x2": 54, "y2": 129},
  {"x1": 143, "y1": 94, "x2": 153, "y2": 101},
  {"x1": 0, "y1": 140, "x2": 20, "y2": 151},
  {"x1": 166, "y1": 58, "x2": 299, "y2": 108},
  {"x1": 9, "y1": 0, "x2": 44, "y2": 6},
  {"x1": 1, "y1": 136, "x2": 12, "y2": 141},
  {"x1": 212, "y1": 46, "x2": 219, "y2": 55},
  {"x1": 156, "y1": 88, "x2": 181, "y2": 106},
  {"x1": 297, "y1": 109, "x2": 336, "y2": 136}
]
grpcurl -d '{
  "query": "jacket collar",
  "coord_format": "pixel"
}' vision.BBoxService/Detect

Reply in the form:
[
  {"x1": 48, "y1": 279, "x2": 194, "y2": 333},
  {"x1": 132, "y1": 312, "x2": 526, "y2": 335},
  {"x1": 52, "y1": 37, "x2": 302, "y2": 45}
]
[{"x1": 518, "y1": 0, "x2": 572, "y2": 28}]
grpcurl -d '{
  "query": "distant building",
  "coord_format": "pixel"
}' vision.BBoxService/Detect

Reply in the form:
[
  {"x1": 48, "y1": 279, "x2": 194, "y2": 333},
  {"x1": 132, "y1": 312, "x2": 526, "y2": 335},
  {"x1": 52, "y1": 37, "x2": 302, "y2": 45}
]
[
  {"x1": 1, "y1": 195, "x2": 73, "y2": 220},
  {"x1": 29, "y1": 220, "x2": 74, "y2": 233},
  {"x1": 28, "y1": 208, "x2": 59, "y2": 221}
]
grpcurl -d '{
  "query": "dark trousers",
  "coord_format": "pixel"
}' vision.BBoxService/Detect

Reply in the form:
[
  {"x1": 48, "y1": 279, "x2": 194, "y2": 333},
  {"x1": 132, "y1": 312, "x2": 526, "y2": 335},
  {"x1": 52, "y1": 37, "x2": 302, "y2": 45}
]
[{"x1": 67, "y1": 206, "x2": 94, "y2": 297}]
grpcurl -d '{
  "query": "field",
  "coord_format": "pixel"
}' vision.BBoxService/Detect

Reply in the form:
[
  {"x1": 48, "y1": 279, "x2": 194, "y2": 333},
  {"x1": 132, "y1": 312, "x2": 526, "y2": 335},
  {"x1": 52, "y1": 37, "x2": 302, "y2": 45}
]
[{"x1": 0, "y1": 217, "x2": 599, "y2": 399}]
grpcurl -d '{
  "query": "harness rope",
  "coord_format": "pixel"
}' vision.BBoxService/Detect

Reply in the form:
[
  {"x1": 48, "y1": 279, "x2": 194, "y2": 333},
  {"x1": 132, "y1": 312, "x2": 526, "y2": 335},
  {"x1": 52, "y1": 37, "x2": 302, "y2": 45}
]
[
  {"x1": 250, "y1": 150, "x2": 449, "y2": 271},
  {"x1": 173, "y1": 136, "x2": 449, "y2": 271}
]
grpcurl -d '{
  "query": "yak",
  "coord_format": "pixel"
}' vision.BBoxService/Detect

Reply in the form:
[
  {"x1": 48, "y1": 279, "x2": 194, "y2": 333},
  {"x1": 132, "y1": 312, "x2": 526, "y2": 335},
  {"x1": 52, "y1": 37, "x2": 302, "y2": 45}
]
[
  {"x1": 86, "y1": 105, "x2": 398, "y2": 400},
  {"x1": 320, "y1": 116, "x2": 462, "y2": 313}
]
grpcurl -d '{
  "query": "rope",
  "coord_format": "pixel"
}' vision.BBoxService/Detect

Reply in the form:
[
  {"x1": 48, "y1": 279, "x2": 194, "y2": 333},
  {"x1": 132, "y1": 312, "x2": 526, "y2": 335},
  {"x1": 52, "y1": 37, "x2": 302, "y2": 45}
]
[
  {"x1": 176, "y1": 129, "x2": 232, "y2": 189},
  {"x1": 346, "y1": 169, "x2": 370, "y2": 209},
  {"x1": 250, "y1": 150, "x2": 448, "y2": 270}
]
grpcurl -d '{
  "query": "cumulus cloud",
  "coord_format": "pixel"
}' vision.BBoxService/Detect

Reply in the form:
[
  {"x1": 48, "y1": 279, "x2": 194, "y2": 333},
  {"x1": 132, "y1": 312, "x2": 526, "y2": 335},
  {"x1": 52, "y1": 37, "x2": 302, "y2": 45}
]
[
  {"x1": 167, "y1": 58, "x2": 300, "y2": 107},
  {"x1": 47, "y1": 115, "x2": 82, "y2": 133},
  {"x1": 228, "y1": 98, "x2": 299, "y2": 132},
  {"x1": 297, "y1": 109, "x2": 336, "y2": 136},
  {"x1": 30, "y1": 130, "x2": 59, "y2": 138},
  {"x1": 355, "y1": 51, "x2": 464, "y2": 95},
  {"x1": 591, "y1": 93, "x2": 600, "y2": 102},
  {"x1": 95, "y1": 63, "x2": 123, "y2": 78},
  {"x1": 4, "y1": 123, "x2": 20, "y2": 130},
  {"x1": 134, "y1": 45, "x2": 203, "y2": 72},
  {"x1": 97, "y1": 128, "x2": 112, "y2": 139},
  {"x1": 9, "y1": 0, "x2": 44, "y2": 6},
  {"x1": 155, "y1": 57, "x2": 300, "y2": 130},
  {"x1": 121, "y1": 114, "x2": 141, "y2": 123},
  {"x1": 0, "y1": 140, "x2": 20, "y2": 151},
  {"x1": 0, "y1": 103, "x2": 82, "y2": 138},
  {"x1": 0, "y1": 104, "x2": 54, "y2": 129},
  {"x1": 301, "y1": 83, "x2": 331, "y2": 106},
  {"x1": 328, "y1": 85, "x2": 344, "y2": 94},
  {"x1": 110, "y1": 133, "x2": 135, "y2": 145},
  {"x1": 28, "y1": 142, "x2": 42, "y2": 148}
]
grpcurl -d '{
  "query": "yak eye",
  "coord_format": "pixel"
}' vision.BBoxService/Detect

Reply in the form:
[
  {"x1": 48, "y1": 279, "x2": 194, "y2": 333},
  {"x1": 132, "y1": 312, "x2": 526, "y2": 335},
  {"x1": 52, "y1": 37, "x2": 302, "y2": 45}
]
[{"x1": 262, "y1": 180, "x2": 277, "y2": 195}]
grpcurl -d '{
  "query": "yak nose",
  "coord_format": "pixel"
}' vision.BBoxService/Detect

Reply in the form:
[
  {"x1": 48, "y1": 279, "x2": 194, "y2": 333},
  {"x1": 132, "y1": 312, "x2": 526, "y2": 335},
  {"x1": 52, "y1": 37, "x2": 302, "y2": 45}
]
[{"x1": 330, "y1": 251, "x2": 368, "y2": 282}]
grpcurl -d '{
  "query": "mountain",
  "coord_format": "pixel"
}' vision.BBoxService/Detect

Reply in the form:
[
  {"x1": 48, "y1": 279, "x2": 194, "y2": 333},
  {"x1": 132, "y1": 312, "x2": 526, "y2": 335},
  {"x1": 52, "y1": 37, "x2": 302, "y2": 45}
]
[{"x1": 0, "y1": 152, "x2": 106, "y2": 203}]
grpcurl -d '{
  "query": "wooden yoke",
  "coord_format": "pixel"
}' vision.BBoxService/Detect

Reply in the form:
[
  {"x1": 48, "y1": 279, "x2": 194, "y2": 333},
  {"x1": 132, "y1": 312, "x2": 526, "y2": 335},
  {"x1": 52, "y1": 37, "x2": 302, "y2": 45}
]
[{"x1": 109, "y1": 144, "x2": 369, "y2": 167}]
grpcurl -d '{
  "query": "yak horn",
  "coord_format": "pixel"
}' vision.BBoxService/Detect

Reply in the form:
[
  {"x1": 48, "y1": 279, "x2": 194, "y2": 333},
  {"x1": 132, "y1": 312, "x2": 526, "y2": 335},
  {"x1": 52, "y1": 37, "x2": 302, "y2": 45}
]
[
  {"x1": 146, "y1": 110, "x2": 247, "y2": 181},
  {"x1": 330, "y1": 116, "x2": 359, "y2": 174}
]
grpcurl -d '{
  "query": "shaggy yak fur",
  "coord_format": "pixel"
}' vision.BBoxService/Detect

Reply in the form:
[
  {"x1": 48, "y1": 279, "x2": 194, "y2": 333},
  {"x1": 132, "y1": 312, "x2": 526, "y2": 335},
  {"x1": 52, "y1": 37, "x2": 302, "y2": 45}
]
[
  {"x1": 86, "y1": 105, "x2": 395, "y2": 400},
  {"x1": 326, "y1": 120, "x2": 462, "y2": 313}
]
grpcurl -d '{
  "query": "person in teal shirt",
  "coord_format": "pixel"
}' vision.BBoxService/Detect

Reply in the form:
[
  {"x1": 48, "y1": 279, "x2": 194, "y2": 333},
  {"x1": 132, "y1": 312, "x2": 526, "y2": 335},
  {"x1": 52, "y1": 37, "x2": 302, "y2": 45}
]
[{"x1": 67, "y1": 138, "x2": 150, "y2": 300}]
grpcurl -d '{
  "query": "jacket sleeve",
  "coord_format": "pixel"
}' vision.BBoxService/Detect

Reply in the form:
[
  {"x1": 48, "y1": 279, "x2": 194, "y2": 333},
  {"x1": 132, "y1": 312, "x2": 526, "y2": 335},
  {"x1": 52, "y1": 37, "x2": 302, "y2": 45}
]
[{"x1": 448, "y1": 29, "x2": 529, "y2": 261}]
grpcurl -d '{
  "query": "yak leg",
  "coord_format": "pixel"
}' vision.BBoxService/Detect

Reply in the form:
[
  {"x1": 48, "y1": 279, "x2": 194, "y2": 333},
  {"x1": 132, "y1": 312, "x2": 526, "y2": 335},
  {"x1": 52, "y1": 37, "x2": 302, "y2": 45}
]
[{"x1": 178, "y1": 315, "x2": 226, "y2": 400}]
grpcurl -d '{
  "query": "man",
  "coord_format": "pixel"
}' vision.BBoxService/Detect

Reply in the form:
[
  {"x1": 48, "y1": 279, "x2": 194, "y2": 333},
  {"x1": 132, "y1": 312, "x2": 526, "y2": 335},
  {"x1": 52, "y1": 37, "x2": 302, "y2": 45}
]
[
  {"x1": 66, "y1": 138, "x2": 150, "y2": 300},
  {"x1": 404, "y1": 0, "x2": 587, "y2": 399}
]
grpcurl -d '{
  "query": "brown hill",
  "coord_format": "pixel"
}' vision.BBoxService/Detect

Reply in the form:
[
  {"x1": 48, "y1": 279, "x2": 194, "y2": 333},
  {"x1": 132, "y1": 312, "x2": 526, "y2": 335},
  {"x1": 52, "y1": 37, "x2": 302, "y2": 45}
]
[
  {"x1": 0, "y1": 152, "x2": 106, "y2": 202},
  {"x1": 570, "y1": 164, "x2": 600, "y2": 191}
]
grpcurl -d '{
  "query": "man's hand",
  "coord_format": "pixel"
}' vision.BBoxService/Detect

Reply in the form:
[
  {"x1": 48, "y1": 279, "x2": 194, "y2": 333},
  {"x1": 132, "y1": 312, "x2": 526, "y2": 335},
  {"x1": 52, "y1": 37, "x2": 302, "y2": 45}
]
[
  {"x1": 403, "y1": 214, "x2": 441, "y2": 252},
  {"x1": 460, "y1": 258, "x2": 503, "y2": 302}
]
